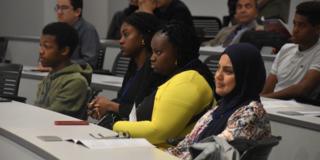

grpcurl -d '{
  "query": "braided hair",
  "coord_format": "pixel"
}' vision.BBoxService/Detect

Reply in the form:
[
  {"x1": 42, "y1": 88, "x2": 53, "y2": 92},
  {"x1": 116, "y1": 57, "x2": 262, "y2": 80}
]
[{"x1": 156, "y1": 20, "x2": 200, "y2": 68}]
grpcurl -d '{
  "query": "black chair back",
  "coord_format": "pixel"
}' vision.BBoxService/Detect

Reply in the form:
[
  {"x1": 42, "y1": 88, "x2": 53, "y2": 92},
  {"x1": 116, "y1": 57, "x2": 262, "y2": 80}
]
[
  {"x1": 0, "y1": 63, "x2": 26, "y2": 102},
  {"x1": 193, "y1": 16, "x2": 222, "y2": 43},
  {"x1": 240, "y1": 30, "x2": 290, "y2": 52},
  {"x1": 96, "y1": 42, "x2": 107, "y2": 70},
  {"x1": 111, "y1": 51, "x2": 130, "y2": 77},
  {"x1": 230, "y1": 136, "x2": 281, "y2": 160}
]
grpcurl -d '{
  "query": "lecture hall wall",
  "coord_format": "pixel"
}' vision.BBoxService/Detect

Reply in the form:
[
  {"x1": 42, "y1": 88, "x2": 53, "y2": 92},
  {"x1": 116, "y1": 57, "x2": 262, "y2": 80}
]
[{"x1": 0, "y1": 0, "x2": 307, "y2": 38}]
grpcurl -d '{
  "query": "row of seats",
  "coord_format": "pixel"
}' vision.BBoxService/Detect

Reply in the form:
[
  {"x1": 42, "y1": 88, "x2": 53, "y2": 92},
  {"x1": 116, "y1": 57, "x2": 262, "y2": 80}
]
[{"x1": 0, "y1": 63, "x2": 26, "y2": 103}]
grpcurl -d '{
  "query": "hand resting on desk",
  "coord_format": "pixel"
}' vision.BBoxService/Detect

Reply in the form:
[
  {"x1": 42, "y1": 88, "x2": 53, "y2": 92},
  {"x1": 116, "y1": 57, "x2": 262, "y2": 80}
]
[{"x1": 88, "y1": 96, "x2": 120, "y2": 120}]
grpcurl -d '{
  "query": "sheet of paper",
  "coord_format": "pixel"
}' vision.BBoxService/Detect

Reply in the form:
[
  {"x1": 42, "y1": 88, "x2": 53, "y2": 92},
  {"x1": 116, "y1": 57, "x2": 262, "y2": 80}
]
[
  {"x1": 295, "y1": 111, "x2": 320, "y2": 116},
  {"x1": 262, "y1": 98, "x2": 303, "y2": 109},
  {"x1": 78, "y1": 138, "x2": 154, "y2": 149},
  {"x1": 201, "y1": 45, "x2": 225, "y2": 53},
  {"x1": 277, "y1": 110, "x2": 320, "y2": 117}
]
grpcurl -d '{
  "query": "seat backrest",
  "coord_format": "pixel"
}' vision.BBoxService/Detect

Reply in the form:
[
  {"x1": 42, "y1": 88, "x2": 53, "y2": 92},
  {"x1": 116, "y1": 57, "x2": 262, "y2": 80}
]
[
  {"x1": 111, "y1": 51, "x2": 130, "y2": 77},
  {"x1": 96, "y1": 42, "x2": 107, "y2": 70},
  {"x1": 240, "y1": 30, "x2": 289, "y2": 52},
  {"x1": 0, "y1": 63, "x2": 23, "y2": 97},
  {"x1": 204, "y1": 54, "x2": 221, "y2": 75},
  {"x1": 231, "y1": 136, "x2": 281, "y2": 160},
  {"x1": 193, "y1": 16, "x2": 222, "y2": 43},
  {"x1": 0, "y1": 37, "x2": 9, "y2": 63}
]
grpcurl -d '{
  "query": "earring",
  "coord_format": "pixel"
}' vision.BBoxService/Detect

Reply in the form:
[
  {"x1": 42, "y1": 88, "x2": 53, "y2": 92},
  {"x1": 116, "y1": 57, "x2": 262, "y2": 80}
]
[{"x1": 141, "y1": 40, "x2": 145, "y2": 46}]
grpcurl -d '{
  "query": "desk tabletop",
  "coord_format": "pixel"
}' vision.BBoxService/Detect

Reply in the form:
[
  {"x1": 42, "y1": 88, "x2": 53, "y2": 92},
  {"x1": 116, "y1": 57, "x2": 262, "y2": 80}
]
[
  {"x1": 0, "y1": 102, "x2": 178, "y2": 160},
  {"x1": 22, "y1": 66, "x2": 123, "y2": 91},
  {"x1": 262, "y1": 97, "x2": 320, "y2": 132},
  {"x1": 199, "y1": 45, "x2": 276, "y2": 61}
]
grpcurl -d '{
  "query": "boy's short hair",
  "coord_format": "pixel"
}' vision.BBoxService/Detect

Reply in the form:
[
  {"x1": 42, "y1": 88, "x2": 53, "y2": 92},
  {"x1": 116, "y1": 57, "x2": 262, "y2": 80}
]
[
  {"x1": 42, "y1": 22, "x2": 79, "y2": 56},
  {"x1": 296, "y1": 1, "x2": 320, "y2": 26}
]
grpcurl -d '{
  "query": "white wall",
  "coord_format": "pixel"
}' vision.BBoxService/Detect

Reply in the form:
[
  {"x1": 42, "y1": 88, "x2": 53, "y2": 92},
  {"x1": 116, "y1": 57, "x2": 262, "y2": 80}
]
[
  {"x1": 0, "y1": 0, "x2": 228, "y2": 38},
  {"x1": 2, "y1": 0, "x2": 307, "y2": 38},
  {"x1": 0, "y1": 0, "x2": 44, "y2": 36},
  {"x1": 83, "y1": 0, "x2": 109, "y2": 38},
  {"x1": 183, "y1": 0, "x2": 227, "y2": 19}
]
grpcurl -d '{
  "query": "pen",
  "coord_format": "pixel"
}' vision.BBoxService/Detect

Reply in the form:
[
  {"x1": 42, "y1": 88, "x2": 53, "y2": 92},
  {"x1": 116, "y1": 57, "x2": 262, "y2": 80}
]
[{"x1": 96, "y1": 115, "x2": 107, "y2": 125}]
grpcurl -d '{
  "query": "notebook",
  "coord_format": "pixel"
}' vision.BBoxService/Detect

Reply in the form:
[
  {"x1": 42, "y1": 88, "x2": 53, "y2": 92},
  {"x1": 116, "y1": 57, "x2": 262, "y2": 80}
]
[{"x1": 37, "y1": 135, "x2": 153, "y2": 149}]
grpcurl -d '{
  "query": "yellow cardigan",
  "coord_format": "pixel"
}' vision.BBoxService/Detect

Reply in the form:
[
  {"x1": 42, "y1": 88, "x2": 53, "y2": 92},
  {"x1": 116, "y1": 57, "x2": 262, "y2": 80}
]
[{"x1": 113, "y1": 70, "x2": 213, "y2": 145}]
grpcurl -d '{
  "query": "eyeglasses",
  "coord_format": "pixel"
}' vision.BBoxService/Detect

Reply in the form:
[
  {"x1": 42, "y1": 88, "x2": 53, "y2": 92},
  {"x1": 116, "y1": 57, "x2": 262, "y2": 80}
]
[{"x1": 54, "y1": 5, "x2": 72, "y2": 13}]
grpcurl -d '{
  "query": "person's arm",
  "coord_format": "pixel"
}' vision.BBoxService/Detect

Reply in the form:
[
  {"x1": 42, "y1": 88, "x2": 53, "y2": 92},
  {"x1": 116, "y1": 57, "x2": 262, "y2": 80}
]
[
  {"x1": 113, "y1": 77, "x2": 212, "y2": 144},
  {"x1": 261, "y1": 73, "x2": 278, "y2": 95},
  {"x1": 75, "y1": 27, "x2": 100, "y2": 68},
  {"x1": 203, "y1": 27, "x2": 231, "y2": 46},
  {"x1": 261, "y1": 70, "x2": 320, "y2": 99},
  {"x1": 88, "y1": 96, "x2": 120, "y2": 119}
]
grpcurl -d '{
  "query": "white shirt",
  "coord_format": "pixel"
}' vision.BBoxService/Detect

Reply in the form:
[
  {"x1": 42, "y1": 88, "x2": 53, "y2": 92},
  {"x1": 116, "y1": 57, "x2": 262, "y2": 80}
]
[{"x1": 271, "y1": 41, "x2": 320, "y2": 99}]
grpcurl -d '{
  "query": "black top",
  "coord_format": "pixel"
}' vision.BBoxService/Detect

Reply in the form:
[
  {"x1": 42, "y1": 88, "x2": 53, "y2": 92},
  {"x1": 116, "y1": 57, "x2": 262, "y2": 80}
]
[
  {"x1": 154, "y1": 0, "x2": 194, "y2": 30},
  {"x1": 114, "y1": 58, "x2": 166, "y2": 119},
  {"x1": 136, "y1": 59, "x2": 215, "y2": 121},
  {"x1": 107, "y1": 0, "x2": 194, "y2": 39}
]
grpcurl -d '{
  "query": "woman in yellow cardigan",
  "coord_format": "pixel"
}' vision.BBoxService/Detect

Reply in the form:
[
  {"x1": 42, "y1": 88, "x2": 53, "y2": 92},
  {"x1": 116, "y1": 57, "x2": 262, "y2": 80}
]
[{"x1": 113, "y1": 21, "x2": 215, "y2": 146}]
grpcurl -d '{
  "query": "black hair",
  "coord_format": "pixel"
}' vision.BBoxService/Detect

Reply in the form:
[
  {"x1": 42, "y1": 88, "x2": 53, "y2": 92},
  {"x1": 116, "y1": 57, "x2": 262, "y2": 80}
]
[
  {"x1": 70, "y1": 0, "x2": 83, "y2": 17},
  {"x1": 42, "y1": 22, "x2": 79, "y2": 56},
  {"x1": 296, "y1": 1, "x2": 320, "y2": 26},
  {"x1": 157, "y1": 20, "x2": 200, "y2": 67},
  {"x1": 123, "y1": 12, "x2": 162, "y2": 53}
]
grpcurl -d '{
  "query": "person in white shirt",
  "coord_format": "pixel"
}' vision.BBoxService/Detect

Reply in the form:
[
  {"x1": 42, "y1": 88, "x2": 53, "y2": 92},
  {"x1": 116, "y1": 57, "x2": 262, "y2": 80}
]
[{"x1": 261, "y1": 1, "x2": 320, "y2": 102}]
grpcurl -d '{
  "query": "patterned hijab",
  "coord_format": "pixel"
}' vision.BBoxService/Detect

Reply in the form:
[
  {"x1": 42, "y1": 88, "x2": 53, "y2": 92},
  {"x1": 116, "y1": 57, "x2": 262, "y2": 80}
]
[{"x1": 198, "y1": 43, "x2": 266, "y2": 140}]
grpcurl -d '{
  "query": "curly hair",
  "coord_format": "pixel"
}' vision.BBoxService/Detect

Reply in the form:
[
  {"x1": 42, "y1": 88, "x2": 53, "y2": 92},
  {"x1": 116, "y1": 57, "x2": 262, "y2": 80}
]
[
  {"x1": 42, "y1": 22, "x2": 79, "y2": 56},
  {"x1": 296, "y1": 1, "x2": 320, "y2": 26}
]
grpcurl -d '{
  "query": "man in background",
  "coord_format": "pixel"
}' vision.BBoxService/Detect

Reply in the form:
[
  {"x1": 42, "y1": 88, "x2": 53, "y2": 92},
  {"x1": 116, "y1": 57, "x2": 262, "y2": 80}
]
[
  {"x1": 205, "y1": 0, "x2": 261, "y2": 47},
  {"x1": 55, "y1": 0, "x2": 99, "y2": 69},
  {"x1": 261, "y1": 1, "x2": 320, "y2": 103}
]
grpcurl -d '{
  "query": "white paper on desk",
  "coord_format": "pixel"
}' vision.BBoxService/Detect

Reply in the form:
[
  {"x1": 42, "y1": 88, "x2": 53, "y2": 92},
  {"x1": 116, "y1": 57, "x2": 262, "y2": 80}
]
[
  {"x1": 201, "y1": 45, "x2": 225, "y2": 53},
  {"x1": 77, "y1": 138, "x2": 154, "y2": 149},
  {"x1": 129, "y1": 103, "x2": 137, "y2": 121},
  {"x1": 295, "y1": 111, "x2": 320, "y2": 116},
  {"x1": 262, "y1": 99, "x2": 303, "y2": 109}
]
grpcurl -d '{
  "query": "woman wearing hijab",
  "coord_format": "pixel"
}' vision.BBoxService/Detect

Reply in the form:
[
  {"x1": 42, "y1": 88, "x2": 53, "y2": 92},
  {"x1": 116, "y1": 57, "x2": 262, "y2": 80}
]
[
  {"x1": 168, "y1": 43, "x2": 271, "y2": 159},
  {"x1": 89, "y1": 12, "x2": 165, "y2": 124},
  {"x1": 112, "y1": 21, "x2": 215, "y2": 147}
]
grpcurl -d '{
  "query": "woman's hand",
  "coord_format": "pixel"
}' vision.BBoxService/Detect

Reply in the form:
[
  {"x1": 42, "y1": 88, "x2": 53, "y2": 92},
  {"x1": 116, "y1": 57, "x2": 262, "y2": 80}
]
[{"x1": 88, "y1": 96, "x2": 120, "y2": 119}]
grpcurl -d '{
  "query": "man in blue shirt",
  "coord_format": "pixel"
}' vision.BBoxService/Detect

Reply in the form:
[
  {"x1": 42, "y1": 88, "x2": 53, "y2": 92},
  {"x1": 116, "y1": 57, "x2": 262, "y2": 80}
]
[{"x1": 55, "y1": 0, "x2": 100, "y2": 69}]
